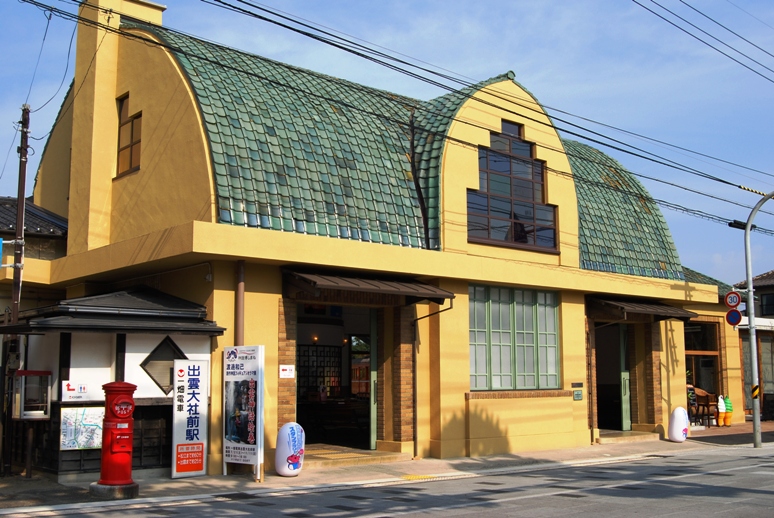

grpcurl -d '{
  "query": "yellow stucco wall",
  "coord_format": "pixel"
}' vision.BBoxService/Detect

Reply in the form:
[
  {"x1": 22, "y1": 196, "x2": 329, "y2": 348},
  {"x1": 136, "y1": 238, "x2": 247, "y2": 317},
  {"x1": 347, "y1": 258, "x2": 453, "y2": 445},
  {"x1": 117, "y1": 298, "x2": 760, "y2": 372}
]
[
  {"x1": 440, "y1": 80, "x2": 579, "y2": 269},
  {"x1": 660, "y1": 319, "x2": 687, "y2": 434},
  {"x1": 61, "y1": 0, "x2": 212, "y2": 255},
  {"x1": 34, "y1": 87, "x2": 74, "y2": 218},
  {"x1": 112, "y1": 30, "x2": 216, "y2": 242}
]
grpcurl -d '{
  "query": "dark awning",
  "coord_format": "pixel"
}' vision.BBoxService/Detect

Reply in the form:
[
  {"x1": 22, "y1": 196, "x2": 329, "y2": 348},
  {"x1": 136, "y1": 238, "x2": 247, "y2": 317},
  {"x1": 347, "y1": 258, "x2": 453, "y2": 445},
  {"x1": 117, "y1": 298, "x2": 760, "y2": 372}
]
[
  {"x1": 0, "y1": 286, "x2": 225, "y2": 336},
  {"x1": 0, "y1": 315, "x2": 225, "y2": 335},
  {"x1": 590, "y1": 299, "x2": 697, "y2": 322},
  {"x1": 285, "y1": 271, "x2": 454, "y2": 305}
]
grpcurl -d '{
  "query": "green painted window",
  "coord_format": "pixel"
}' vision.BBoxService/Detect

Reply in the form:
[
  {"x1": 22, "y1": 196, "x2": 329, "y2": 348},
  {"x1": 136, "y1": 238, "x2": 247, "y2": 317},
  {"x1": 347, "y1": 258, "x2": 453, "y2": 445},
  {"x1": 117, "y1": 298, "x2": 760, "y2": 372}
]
[
  {"x1": 469, "y1": 285, "x2": 559, "y2": 390},
  {"x1": 468, "y1": 121, "x2": 557, "y2": 250}
]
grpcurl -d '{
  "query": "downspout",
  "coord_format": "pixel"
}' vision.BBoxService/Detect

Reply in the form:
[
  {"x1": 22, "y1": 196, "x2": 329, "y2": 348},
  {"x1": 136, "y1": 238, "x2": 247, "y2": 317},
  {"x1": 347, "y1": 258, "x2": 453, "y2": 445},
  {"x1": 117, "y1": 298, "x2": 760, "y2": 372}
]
[{"x1": 235, "y1": 261, "x2": 245, "y2": 346}]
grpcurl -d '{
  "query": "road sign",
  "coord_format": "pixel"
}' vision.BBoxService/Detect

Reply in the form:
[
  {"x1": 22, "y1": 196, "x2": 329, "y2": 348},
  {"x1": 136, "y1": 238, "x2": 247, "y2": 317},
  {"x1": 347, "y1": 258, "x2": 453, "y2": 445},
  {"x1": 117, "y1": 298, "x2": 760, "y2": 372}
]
[
  {"x1": 724, "y1": 291, "x2": 742, "y2": 309},
  {"x1": 726, "y1": 309, "x2": 742, "y2": 326}
]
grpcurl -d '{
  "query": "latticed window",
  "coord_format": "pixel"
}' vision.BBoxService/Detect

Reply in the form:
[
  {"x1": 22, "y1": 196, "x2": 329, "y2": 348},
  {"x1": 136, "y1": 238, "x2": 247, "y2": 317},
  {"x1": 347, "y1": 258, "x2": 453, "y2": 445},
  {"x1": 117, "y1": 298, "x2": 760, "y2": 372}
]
[
  {"x1": 117, "y1": 96, "x2": 142, "y2": 175},
  {"x1": 470, "y1": 285, "x2": 559, "y2": 390},
  {"x1": 467, "y1": 121, "x2": 557, "y2": 249}
]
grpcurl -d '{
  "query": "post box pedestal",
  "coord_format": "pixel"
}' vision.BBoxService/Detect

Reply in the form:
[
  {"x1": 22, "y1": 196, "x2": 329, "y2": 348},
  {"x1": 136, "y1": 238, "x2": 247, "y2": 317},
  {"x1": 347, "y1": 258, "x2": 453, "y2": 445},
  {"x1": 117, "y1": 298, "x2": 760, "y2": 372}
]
[
  {"x1": 88, "y1": 381, "x2": 140, "y2": 500},
  {"x1": 88, "y1": 480, "x2": 139, "y2": 500}
]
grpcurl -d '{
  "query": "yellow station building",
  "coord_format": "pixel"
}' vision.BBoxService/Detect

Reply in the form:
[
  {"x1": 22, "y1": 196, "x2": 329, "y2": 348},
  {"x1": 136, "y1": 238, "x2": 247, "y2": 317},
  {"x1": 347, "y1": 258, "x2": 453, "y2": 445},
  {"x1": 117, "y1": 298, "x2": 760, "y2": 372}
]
[{"x1": 3, "y1": 0, "x2": 744, "y2": 476}]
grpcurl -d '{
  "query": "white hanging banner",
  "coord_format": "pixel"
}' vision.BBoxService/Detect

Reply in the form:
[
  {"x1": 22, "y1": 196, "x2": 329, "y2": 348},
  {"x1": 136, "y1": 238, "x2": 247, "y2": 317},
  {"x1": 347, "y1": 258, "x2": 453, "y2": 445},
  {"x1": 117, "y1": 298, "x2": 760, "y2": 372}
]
[
  {"x1": 171, "y1": 359, "x2": 209, "y2": 478},
  {"x1": 223, "y1": 346, "x2": 264, "y2": 477}
]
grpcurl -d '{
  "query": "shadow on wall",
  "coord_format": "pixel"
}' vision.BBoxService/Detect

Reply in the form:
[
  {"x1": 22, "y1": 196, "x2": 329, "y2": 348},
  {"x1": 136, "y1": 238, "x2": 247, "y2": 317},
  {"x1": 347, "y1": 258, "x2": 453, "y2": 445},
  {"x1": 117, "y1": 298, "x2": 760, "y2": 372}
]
[
  {"x1": 442, "y1": 404, "x2": 574, "y2": 460},
  {"x1": 663, "y1": 320, "x2": 683, "y2": 421}
]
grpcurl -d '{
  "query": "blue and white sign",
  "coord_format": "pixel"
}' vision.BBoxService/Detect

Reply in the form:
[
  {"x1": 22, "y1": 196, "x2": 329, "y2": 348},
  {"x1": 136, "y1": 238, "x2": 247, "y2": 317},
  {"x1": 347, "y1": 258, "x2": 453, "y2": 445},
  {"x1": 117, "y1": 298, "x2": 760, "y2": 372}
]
[{"x1": 223, "y1": 346, "x2": 265, "y2": 477}]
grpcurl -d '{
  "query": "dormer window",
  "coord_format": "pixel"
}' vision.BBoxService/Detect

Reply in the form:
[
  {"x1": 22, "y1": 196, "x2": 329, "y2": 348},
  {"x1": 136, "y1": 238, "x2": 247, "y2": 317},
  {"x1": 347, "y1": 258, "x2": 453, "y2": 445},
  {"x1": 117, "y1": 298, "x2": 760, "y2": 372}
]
[
  {"x1": 467, "y1": 121, "x2": 557, "y2": 250},
  {"x1": 117, "y1": 96, "x2": 142, "y2": 175}
]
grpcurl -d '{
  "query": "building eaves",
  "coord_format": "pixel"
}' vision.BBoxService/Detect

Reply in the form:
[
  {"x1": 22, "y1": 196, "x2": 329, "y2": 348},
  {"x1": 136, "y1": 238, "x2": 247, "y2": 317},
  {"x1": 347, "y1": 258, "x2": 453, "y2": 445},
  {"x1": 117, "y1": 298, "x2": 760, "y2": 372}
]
[
  {"x1": 0, "y1": 197, "x2": 68, "y2": 238},
  {"x1": 735, "y1": 269, "x2": 774, "y2": 289}
]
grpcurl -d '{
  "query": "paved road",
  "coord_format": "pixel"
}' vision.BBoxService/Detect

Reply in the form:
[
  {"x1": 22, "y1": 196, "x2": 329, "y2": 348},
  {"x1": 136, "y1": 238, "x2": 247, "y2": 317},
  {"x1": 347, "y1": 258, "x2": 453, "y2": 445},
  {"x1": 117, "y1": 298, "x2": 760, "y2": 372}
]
[{"x1": 9, "y1": 446, "x2": 774, "y2": 517}]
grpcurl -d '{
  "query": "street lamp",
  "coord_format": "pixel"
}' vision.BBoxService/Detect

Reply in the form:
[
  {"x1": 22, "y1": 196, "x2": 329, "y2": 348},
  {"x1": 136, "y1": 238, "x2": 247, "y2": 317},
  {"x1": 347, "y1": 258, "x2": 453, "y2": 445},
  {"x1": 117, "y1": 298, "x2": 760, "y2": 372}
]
[{"x1": 730, "y1": 190, "x2": 774, "y2": 448}]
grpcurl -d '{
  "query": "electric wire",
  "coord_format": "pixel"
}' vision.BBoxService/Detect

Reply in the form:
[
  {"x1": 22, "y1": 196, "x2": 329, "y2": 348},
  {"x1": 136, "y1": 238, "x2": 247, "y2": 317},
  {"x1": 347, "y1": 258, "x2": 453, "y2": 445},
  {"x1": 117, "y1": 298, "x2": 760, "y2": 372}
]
[
  {"x1": 649, "y1": 0, "x2": 774, "y2": 77},
  {"x1": 632, "y1": 0, "x2": 774, "y2": 85},
  {"x1": 191, "y1": 0, "x2": 774, "y2": 185},
  {"x1": 25, "y1": 8, "x2": 53, "y2": 105},
  {"x1": 0, "y1": 124, "x2": 20, "y2": 182},
  {"x1": 33, "y1": 20, "x2": 77, "y2": 113},
  {"x1": 681, "y1": 0, "x2": 774, "y2": 61},
  {"x1": 67, "y1": 0, "x2": 774, "y2": 188},
  {"x1": 239, "y1": 0, "x2": 774, "y2": 184},
  {"x1": 209, "y1": 0, "x2": 770, "y2": 194},
  {"x1": 18, "y1": 0, "x2": 774, "y2": 234},
  {"x1": 724, "y1": 0, "x2": 774, "y2": 33}
]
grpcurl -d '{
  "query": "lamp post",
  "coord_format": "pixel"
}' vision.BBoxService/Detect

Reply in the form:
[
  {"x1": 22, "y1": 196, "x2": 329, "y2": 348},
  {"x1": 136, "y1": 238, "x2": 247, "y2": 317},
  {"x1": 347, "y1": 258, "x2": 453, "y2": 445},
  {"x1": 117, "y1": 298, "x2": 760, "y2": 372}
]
[{"x1": 738, "y1": 190, "x2": 774, "y2": 448}]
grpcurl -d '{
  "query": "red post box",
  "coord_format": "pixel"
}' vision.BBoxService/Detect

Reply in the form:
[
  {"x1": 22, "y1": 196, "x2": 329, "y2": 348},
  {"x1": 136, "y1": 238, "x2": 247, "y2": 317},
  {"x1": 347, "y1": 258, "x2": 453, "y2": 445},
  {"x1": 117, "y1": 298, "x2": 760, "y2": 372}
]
[{"x1": 98, "y1": 381, "x2": 137, "y2": 486}]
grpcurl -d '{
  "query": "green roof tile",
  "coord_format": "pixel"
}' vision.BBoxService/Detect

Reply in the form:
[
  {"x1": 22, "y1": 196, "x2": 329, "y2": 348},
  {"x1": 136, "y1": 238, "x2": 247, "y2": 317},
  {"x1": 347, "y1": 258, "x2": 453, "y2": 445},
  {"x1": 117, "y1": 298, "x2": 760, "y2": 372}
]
[
  {"x1": 122, "y1": 21, "x2": 520, "y2": 250},
  {"x1": 564, "y1": 139, "x2": 684, "y2": 281}
]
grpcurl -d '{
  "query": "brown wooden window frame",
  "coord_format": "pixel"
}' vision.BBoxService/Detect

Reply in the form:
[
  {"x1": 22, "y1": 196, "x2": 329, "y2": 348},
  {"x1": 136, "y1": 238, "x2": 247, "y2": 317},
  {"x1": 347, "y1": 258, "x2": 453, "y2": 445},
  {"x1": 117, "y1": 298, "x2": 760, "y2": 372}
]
[
  {"x1": 117, "y1": 96, "x2": 142, "y2": 176},
  {"x1": 467, "y1": 121, "x2": 558, "y2": 251}
]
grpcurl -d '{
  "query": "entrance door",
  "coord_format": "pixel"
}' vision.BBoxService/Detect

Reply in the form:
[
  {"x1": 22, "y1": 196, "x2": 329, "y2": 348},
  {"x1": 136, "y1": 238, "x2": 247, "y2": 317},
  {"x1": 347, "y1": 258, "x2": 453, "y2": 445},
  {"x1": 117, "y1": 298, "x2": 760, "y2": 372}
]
[
  {"x1": 369, "y1": 309, "x2": 378, "y2": 450},
  {"x1": 595, "y1": 324, "x2": 631, "y2": 430},
  {"x1": 620, "y1": 325, "x2": 631, "y2": 431}
]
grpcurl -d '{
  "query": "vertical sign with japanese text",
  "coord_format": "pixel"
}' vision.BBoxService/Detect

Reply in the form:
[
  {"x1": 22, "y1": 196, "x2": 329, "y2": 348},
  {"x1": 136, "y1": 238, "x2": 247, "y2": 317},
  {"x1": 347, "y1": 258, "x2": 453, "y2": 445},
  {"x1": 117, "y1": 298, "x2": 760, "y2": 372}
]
[
  {"x1": 172, "y1": 359, "x2": 209, "y2": 478},
  {"x1": 223, "y1": 346, "x2": 264, "y2": 472}
]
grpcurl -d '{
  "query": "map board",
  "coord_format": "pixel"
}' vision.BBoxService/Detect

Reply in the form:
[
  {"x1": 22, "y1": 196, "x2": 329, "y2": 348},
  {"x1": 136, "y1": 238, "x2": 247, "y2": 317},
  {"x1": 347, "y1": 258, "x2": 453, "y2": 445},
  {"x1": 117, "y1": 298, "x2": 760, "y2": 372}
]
[{"x1": 60, "y1": 407, "x2": 104, "y2": 450}]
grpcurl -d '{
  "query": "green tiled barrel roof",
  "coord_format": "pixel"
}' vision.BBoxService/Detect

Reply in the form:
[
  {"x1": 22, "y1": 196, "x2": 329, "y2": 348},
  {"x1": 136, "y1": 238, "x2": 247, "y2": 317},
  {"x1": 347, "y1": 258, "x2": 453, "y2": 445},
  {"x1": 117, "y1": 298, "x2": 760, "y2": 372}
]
[
  {"x1": 564, "y1": 139, "x2": 684, "y2": 280},
  {"x1": 413, "y1": 72, "x2": 516, "y2": 247},
  {"x1": 123, "y1": 20, "x2": 513, "y2": 250}
]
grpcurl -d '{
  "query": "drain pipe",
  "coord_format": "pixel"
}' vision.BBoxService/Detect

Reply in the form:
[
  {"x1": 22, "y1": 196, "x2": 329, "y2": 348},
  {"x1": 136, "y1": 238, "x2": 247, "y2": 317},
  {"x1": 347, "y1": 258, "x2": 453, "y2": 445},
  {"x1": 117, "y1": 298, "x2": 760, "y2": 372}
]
[{"x1": 235, "y1": 261, "x2": 245, "y2": 346}]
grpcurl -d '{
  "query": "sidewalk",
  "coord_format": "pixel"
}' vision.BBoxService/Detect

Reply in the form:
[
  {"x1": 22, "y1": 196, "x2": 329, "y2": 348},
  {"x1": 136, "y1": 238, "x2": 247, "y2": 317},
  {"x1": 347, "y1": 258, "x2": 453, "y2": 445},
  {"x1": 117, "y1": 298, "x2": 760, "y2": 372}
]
[{"x1": 1, "y1": 421, "x2": 772, "y2": 514}]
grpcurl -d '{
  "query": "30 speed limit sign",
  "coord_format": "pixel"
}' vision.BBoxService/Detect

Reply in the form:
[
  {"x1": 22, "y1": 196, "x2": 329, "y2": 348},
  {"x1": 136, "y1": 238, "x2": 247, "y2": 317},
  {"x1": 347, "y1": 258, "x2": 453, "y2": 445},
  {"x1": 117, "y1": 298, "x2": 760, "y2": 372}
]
[{"x1": 724, "y1": 291, "x2": 742, "y2": 309}]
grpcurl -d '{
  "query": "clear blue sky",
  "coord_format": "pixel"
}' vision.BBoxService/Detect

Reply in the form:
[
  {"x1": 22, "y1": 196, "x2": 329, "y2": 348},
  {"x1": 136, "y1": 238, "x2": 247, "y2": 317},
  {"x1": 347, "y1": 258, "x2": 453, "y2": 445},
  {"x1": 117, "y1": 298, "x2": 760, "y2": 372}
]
[{"x1": 2, "y1": 0, "x2": 773, "y2": 286}]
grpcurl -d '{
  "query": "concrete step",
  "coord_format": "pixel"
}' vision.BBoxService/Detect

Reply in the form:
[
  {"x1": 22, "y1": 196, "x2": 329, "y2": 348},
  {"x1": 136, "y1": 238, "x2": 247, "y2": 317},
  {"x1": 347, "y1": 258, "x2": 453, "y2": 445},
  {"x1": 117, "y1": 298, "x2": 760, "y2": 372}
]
[
  {"x1": 302, "y1": 446, "x2": 412, "y2": 469},
  {"x1": 596, "y1": 431, "x2": 661, "y2": 445}
]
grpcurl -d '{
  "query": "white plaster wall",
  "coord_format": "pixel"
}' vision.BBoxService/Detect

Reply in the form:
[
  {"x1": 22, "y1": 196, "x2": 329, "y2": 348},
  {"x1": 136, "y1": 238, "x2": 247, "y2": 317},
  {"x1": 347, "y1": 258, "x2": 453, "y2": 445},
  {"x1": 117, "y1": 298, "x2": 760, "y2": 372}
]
[
  {"x1": 68, "y1": 333, "x2": 114, "y2": 402},
  {"x1": 25, "y1": 333, "x2": 60, "y2": 398},
  {"x1": 125, "y1": 334, "x2": 211, "y2": 398}
]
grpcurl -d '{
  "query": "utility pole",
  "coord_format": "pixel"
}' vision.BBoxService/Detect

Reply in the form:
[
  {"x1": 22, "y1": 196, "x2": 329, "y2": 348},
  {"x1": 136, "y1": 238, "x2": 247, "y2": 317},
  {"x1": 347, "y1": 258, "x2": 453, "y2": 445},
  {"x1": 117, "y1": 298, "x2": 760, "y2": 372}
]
[
  {"x1": 1, "y1": 105, "x2": 29, "y2": 476},
  {"x1": 11, "y1": 104, "x2": 29, "y2": 325},
  {"x1": 730, "y1": 190, "x2": 774, "y2": 449}
]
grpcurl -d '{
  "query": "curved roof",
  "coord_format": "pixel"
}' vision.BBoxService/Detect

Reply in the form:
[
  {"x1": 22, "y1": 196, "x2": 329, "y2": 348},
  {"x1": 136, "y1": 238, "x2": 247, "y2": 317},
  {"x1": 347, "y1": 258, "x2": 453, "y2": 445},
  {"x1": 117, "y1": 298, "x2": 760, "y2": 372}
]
[
  {"x1": 121, "y1": 21, "x2": 475, "y2": 250},
  {"x1": 122, "y1": 21, "x2": 684, "y2": 282},
  {"x1": 564, "y1": 139, "x2": 684, "y2": 280},
  {"x1": 123, "y1": 20, "x2": 519, "y2": 251}
]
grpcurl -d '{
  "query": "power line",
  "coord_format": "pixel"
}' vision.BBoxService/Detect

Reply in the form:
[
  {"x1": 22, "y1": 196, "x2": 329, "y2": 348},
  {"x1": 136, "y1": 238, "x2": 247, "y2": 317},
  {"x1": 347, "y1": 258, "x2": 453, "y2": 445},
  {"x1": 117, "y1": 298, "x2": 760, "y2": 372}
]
[
  {"x1": 230, "y1": 0, "x2": 774, "y2": 185},
  {"x1": 18, "y1": 0, "x2": 774, "y2": 236},
  {"x1": 208, "y1": 0, "x2": 759, "y2": 193},
  {"x1": 724, "y1": 0, "x2": 774, "y2": 33},
  {"x1": 214, "y1": 0, "x2": 774, "y2": 186},
  {"x1": 25, "y1": 8, "x2": 53, "y2": 105},
  {"x1": 55, "y1": 0, "x2": 774, "y2": 191},
  {"x1": 33, "y1": 19, "x2": 77, "y2": 113},
  {"x1": 650, "y1": 0, "x2": 774, "y2": 77},
  {"x1": 681, "y1": 0, "x2": 774, "y2": 61},
  {"x1": 0, "y1": 123, "x2": 20, "y2": 182},
  {"x1": 632, "y1": 0, "x2": 774, "y2": 85}
]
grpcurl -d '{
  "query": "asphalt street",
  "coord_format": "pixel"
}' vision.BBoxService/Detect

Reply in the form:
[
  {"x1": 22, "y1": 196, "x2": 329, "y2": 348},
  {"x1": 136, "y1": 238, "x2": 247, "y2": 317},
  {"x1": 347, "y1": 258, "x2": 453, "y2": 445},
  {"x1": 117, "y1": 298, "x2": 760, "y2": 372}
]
[{"x1": 7, "y1": 445, "x2": 774, "y2": 517}]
